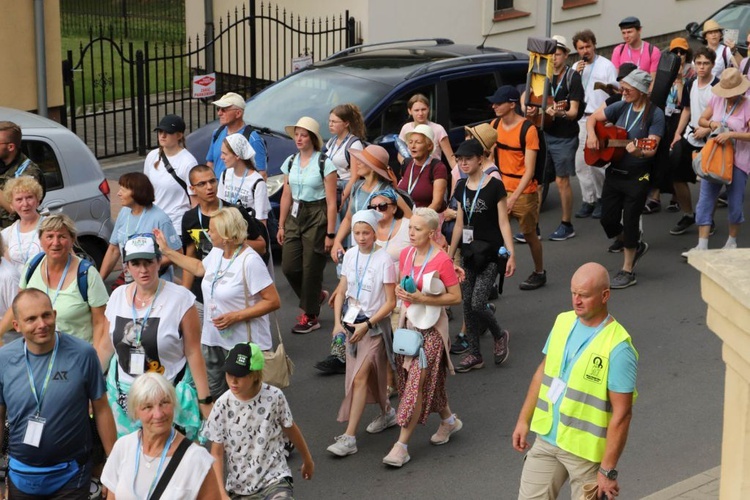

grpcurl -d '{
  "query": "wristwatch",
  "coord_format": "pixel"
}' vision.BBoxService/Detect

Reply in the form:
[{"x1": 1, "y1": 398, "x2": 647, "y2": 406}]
[
  {"x1": 599, "y1": 467, "x2": 618, "y2": 480},
  {"x1": 198, "y1": 395, "x2": 214, "y2": 404},
  {"x1": 326, "y1": 232, "x2": 336, "y2": 239},
  {"x1": 365, "y1": 319, "x2": 374, "y2": 330}
]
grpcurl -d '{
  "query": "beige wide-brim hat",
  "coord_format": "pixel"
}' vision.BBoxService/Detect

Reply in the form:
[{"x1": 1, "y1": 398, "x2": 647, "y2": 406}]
[
  {"x1": 285, "y1": 117, "x2": 324, "y2": 150},
  {"x1": 713, "y1": 68, "x2": 750, "y2": 98},
  {"x1": 702, "y1": 19, "x2": 723, "y2": 35},
  {"x1": 349, "y1": 145, "x2": 393, "y2": 182},
  {"x1": 406, "y1": 271, "x2": 446, "y2": 330},
  {"x1": 465, "y1": 123, "x2": 497, "y2": 152}
]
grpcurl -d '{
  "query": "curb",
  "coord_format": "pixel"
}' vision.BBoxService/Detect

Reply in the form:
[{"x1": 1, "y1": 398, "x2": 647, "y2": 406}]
[{"x1": 641, "y1": 466, "x2": 720, "y2": 499}]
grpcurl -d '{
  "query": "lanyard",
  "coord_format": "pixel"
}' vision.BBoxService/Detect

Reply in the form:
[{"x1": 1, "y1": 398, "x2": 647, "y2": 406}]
[
  {"x1": 582, "y1": 55, "x2": 598, "y2": 93},
  {"x1": 227, "y1": 168, "x2": 248, "y2": 205},
  {"x1": 406, "y1": 161, "x2": 428, "y2": 195},
  {"x1": 45, "y1": 255, "x2": 72, "y2": 306},
  {"x1": 627, "y1": 44, "x2": 645, "y2": 68},
  {"x1": 15, "y1": 216, "x2": 43, "y2": 265},
  {"x1": 624, "y1": 104, "x2": 645, "y2": 133},
  {"x1": 134, "y1": 427, "x2": 176, "y2": 499},
  {"x1": 126, "y1": 208, "x2": 149, "y2": 238},
  {"x1": 294, "y1": 154, "x2": 314, "y2": 200},
  {"x1": 328, "y1": 133, "x2": 351, "y2": 160},
  {"x1": 462, "y1": 172, "x2": 488, "y2": 225},
  {"x1": 354, "y1": 248, "x2": 374, "y2": 301},
  {"x1": 381, "y1": 219, "x2": 397, "y2": 250},
  {"x1": 197, "y1": 200, "x2": 223, "y2": 244},
  {"x1": 353, "y1": 181, "x2": 386, "y2": 213},
  {"x1": 24, "y1": 332, "x2": 59, "y2": 416},
  {"x1": 409, "y1": 245, "x2": 434, "y2": 285},
  {"x1": 560, "y1": 315, "x2": 611, "y2": 377},
  {"x1": 722, "y1": 98, "x2": 741, "y2": 126},
  {"x1": 131, "y1": 280, "x2": 163, "y2": 349},
  {"x1": 551, "y1": 69, "x2": 567, "y2": 99},
  {"x1": 210, "y1": 246, "x2": 242, "y2": 299}
]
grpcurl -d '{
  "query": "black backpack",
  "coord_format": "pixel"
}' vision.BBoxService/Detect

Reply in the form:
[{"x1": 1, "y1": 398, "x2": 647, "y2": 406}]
[{"x1": 492, "y1": 118, "x2": 551, "y2": 187}]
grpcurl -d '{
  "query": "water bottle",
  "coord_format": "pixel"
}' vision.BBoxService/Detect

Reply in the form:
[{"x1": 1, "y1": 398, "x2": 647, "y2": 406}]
[
  {"x1": 394, "y1": 136, "x2": 411, "y2": 159},
  {"x1": 498, "y1": 246, "x2": 510, "y2": 258},
  {"x1": 335, "y1": 250, "x2": 345, "y2": 277},
  {"x1": 333, "y1": 332, "x2": 346, "y2": 345}
]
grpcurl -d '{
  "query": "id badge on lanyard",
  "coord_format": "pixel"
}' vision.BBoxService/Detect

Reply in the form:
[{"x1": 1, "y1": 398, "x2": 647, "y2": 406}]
[
  {"x1": 462, "y1": 226, "x2": 474, "y2": 244},
  {"x1": 291, "y1": 200, "x2": 300, "y2": 218},
  {"x1": 343, "y1": 300, "x2": 361, "y2": 324},
  {"x1": 130, "y1": 347, "x2": 146, "y2": 375},
  {"x1": 23, "y1": 415, "x2": 46, "y2": 447}
]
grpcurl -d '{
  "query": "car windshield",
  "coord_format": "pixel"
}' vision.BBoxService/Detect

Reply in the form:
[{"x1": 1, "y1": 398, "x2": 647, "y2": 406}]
[
  {"x1": 243, "y1": 68, "x2": 392, "y2": 139},
  {"x1": 711, "y1": 3, "x2": 750, "y2": 33}
]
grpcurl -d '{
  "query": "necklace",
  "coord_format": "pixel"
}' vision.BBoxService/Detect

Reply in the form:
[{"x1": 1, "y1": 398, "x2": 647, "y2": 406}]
[
  {"x1": 135, "y1": 292, "x2": 155, "y2": 308},
  {"x1": 141, "y1": 450, "x2": 158, "y2": 468}
]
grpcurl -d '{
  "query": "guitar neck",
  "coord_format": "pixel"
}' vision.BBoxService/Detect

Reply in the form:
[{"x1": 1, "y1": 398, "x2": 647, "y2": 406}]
[{"x1": 606, "y1": 140, "x2": 632, "y2": 148}]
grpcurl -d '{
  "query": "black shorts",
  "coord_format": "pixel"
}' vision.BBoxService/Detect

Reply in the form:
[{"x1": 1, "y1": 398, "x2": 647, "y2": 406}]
[{"x1": 670, "y1": 137, "x2": 700, "y2": 184}]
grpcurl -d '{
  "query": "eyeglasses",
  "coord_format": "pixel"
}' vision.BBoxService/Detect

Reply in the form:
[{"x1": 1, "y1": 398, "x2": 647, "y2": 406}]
[
  {"x1": 621, "y1": 87, "x2": 637, "y2": 94},
  {"x1": 192, "y1": 178, "x2": 218, "y2": 188},
  {"x1": 671, "y1": 49, "x2": 687, "y2": 56},
  {"x1": 328, "y1": 119, "x2": 344, "y2": 124},
  {"x1": 367, "y1": 202, "x2": 393, "y2": 212}
]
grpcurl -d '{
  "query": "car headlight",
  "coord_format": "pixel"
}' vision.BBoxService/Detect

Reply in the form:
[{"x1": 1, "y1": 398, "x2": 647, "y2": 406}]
[{"x1": 266, "y1": 174, "x2": 285, "y2": 198}]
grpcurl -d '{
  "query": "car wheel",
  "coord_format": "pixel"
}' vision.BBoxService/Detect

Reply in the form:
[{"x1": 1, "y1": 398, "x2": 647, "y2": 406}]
[{"x1": 76, "y1": 237, "x2": 107, "y2": 269}]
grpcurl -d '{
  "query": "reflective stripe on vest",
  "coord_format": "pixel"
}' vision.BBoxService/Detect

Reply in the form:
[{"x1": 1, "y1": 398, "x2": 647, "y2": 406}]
[{"x1": 530, "y1": 311, "x2": 638, "y2": 463}]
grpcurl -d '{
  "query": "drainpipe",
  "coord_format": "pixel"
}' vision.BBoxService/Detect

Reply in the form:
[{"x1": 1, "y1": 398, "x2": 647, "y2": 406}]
[
  {"x1": 545, "y1": 0, "x2": 552, "y2": 38},
  {"x1": 34, "y1": 0, "x2": 48, "y2": 117},
  {"x1": 204, "y1": 0, "x2": 214, "y2": 73}
]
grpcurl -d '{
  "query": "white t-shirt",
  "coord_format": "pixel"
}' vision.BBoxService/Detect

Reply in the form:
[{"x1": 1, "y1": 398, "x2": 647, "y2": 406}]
[
  {"x1": 341, "y1": 246, "x2": 396, "y2": 317},
  {"x1": 0, "y1": 258, "x2": 19, "y2": 316},
  {"x1": 202, "y1": 385, "x2": 294, "y2": 496},
  {"x1": 201, "y1": 246, "x2": 273, "y2": 350},
  {"x1": 105, "y1": 281, "x2": 196, "y2": 384},
  {"x1": 399, "y1": 121, "x2": 449, "y2": 161},
  {"x1": 376, "y1": 218, "x2": 411, "y2": 264},
  {"x1": 325, "y1": 135, "x2": 364, "y2": 180},
  {"x1": 217, "y1": 169, "x2": 271, "y2": 220},
  {"x1": 685, "y1": 78, "x2": 718, "y2": 147},
  {"x1": 144, "y1": 148, "x2": 197, "y2": 235},
  {"x1": 101, "y1": 431, "x2": 214, "y2": 500},
  {"x1": 712, "y1": 44, "x2": 732, "y2": 78},
  {"x1": 1, "y1": 220, "x2": 42, "y2": 274},
  {"x1": 579, "y1": 55, "x2": 618, "y2": 113}
]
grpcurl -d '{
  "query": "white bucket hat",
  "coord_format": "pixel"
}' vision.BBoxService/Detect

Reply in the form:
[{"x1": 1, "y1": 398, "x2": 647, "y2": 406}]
[{"x1": 406, "y1": 271, "x2": 446, "y2": 329}]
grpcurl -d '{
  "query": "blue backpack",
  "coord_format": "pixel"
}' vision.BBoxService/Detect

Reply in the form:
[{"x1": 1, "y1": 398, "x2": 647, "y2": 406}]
[{"x1": 25, "y1": 253, "x2": 93, "y2": 302}]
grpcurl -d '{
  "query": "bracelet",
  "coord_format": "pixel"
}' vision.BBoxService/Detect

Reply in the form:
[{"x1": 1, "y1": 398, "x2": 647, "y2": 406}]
[
  {"x1": 365, "y1": 319, "x2": 374, "y2": 330},
  {"x1": 326, "y1": 232, "x2": 336, "y2": 239}
]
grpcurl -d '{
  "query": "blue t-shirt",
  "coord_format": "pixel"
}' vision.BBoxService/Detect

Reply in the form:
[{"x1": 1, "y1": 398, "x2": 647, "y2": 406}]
[
  {"x1": 603, "y1": 100, "x2": 665, "y2": 172},
  {"x1": 110, "y1": 204, "x2": 182, "y2": 251},
  {"x1": 540, "y1": 318, "x2": 638, "y2": 447},
  {"x1": 0, "y1": 333, "x2": 106, "y2": 466},
  {"x1": 206, "y1": 125, "x2": 268, "y2": 179}
]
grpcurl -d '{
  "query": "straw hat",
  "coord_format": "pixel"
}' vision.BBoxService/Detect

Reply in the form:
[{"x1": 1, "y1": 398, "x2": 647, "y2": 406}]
[
  {"x1": 552, "y1": 35, "x2": 570, "y2": 53},
  {"x1": 285, "y1": 117, "x2": 324, "y2": 150},
  {"x1": 406, "y1": 271, "x2": 446, "y2": 330},
  {"x1": 712, "y1": 68, "x2": 750, "y2": 98},
  {"x1": 465, "y1": 123, "x2": 497, "y2": 152},
  {"x1": 702, "y1": 19, "x2": 723, "y2": 35},
  {"x1": 349, "y1": 145, "x2": 393, "y2": 181}
]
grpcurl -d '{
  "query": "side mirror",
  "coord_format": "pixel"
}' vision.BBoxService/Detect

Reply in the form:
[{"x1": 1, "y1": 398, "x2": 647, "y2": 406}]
[{"x1": 685, "y1": 21, "x2": 699, "y2": 35}]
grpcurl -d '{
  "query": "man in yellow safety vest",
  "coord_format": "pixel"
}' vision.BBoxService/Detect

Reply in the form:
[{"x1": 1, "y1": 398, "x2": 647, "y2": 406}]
[{"x1": 512, "y1": 262, "x2": 638, "y2": 500}]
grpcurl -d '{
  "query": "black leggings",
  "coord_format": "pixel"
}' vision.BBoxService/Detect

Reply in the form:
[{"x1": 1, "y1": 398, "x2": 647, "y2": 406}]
[
  {"x1": 461, "y1": 261, "x2": 502, "y2": 358},
  {"x1": 600, "y1": 172, "x2": 650, "y2": 248}
]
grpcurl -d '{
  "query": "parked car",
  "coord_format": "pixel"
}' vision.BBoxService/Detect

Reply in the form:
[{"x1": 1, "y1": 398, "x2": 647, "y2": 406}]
[
  {"x1": 0, "y1": 107, "x2": 113, "y2": 268},
  {"x1": 687, "y1": 1, "x2": 750, "y2": 55},
  {"x1": 187, "y1": 38, "x2": 541, "y2": 220}
]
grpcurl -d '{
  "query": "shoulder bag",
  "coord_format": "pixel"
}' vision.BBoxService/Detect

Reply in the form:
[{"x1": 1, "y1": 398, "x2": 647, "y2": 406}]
[
  {"x1": 692, "y1": 125, "x2": 734, "y2": 185},
  {"x1": 242, "y1": 253, "x2": 294, "y2": 388}
]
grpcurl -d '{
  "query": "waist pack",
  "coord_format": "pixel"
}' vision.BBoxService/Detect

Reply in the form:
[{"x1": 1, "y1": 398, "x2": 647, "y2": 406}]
[
  {"x1": 8, "y1": 457, "x2": 81, "y2": 496},
  {"x1": 393, "y1": 328, "x2": 427, "y2": 368},
  {"x1": 692, "y1": 126, "x2": 734, "y2": 185}
]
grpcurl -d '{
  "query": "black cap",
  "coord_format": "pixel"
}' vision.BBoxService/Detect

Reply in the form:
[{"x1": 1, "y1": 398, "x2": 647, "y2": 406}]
[
  {"x1": 617, "y1": 62, "x2": 638, "y2": 82},
  {"x1": 223, "y1": 342, "x2": 264, "y2": 377},
  {"x1": 454, "y1": 139, "x2": 485, "y2": 158},
  {"x1": 154, "y1": 114, "x2": 186, "y2": 134},
  {"x1": 486, "y1": 86, "x2": 521, "y2": 104},
  {"x1": 618, "y1": 16, "x2": 641, "y2": 29}
]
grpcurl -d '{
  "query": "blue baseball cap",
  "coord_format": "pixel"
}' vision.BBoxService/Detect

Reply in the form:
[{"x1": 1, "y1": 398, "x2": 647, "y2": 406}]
[{"x1": 487, "y1": 86, "x2": 520, "y2": 104}]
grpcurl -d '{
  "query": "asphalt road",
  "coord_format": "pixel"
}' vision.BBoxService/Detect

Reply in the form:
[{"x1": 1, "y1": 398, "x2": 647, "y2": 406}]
[{"x1": 105, "y1": 158, "x2": 728, "y2": 499}]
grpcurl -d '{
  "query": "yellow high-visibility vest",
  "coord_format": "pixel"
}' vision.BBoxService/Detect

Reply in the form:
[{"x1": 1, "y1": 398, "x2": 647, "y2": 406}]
[{"x1": 530, "y1": 311, "x2": 638, "y2": 463}]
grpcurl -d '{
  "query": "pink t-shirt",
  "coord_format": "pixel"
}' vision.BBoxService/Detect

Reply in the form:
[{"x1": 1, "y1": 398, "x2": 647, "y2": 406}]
[
  {"x1": 398, "y1": 246, "x2": 459, "y2": 308},
  {"x1": 611, "y1": 42, "x2": 661, "y2": 74},
  {"x1": 399, "y1": 121, "x2": 449, "y2": 161},
  {"x1": 709, "y1": 94, "x2": 750, "y2": 173}
]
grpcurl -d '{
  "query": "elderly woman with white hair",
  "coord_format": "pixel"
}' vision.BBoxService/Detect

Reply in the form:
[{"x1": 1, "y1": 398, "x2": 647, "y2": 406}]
[
  {"x1": 325, "y1": 209, "x2": 397, "y2": 457},
  {"x1": 383, "y1": 207, "x2": 462, "y2": 468},
  {"x1": 217, "y1": 134, "x2": 271, "y2": 224},
  {"x1": 101, "y1": 372, "x2": 220, "y2": 499},
  {"x1": 397, "y1": 124, "x2": 450, "y2": 214}
]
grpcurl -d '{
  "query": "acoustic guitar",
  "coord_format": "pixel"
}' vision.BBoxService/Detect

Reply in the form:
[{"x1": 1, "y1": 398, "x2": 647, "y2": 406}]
[
  {"x1": 584, "y1": 121, "x2": 658, "y2": 167},
  {"x1": 525, "y1": 95, "x2": 568, "y2": 128}
]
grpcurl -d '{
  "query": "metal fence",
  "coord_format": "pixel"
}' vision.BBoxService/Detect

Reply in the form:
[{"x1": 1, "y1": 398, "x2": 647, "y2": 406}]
[
  {"x1": 62, "y1": 0, "x2": 358, "y2": 159},
  {"x1": 61, "y1": 0, "x2": 185, "y2": 42}
]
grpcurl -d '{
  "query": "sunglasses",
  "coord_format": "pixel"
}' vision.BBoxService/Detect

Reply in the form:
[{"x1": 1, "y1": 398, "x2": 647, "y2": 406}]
[
  {"x1": 367, "y1": 202, "x2": 393, "y2": 212},
  {"x1": 671, "y1": 49, "x2": 687, "y2": 56}
]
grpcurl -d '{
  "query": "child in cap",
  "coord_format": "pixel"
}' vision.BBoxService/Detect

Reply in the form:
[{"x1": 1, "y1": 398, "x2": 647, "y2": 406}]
[{"x1": 202, "y1": 342, "x2": 314, "y2": 498}]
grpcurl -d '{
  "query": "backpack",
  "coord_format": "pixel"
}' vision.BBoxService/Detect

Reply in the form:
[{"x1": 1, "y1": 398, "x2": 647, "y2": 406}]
[
  {"x1": 323, "y1": 135, "x2": 369, "y2": 168},
  {"x1": 212, "y1": 124, "x2": 269, "y2": 172},
  {"x1": 563, "y1": 67, "x2": 587, "y2": 121},
  {"x1": 401, "y1": 158, "x2": 448, "y2": 210},
  {"x1": 615, "y1": 42, "x2": 656, "y2": 68},
  {"x1": 25, "y1": 253, "x2": 93, "y2": 302},
  {"x1": 492, "y1": 118, "x2": 551, "y2": 187},
  {"x1": 284, "y1": 152, "x2": 332, "y2": 181}
]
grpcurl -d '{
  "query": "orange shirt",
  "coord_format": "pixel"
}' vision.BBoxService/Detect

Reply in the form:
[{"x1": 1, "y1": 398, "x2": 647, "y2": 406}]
[{"x1": 497, "y1": 119, "x2": 539, "y2": 194}]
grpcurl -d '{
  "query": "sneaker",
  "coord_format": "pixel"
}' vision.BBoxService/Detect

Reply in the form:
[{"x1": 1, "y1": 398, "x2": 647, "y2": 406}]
[
  {"x1": 519, "y1": 270, "x2": 547, "y2": 291},
  {"x1": 487, "y1": 302, "x2": 496, "y2": 314},
  {"x1": 723, "y1": 241, "x2": 738, "y2": 250},
  {"x1": 455, "y1": 354, "x2": 484, "y2": 373},
  {"x1": 494, "y1": 330, "x2": 510, "y2": 365},
  {"x1": 549, "y1": 223, "x2": 576, "y2": 241},
  {"x1": 575, "y1": 202, "x2": 595, "y2": 218},
  {"x1": 449, "y1": 334, "x2": 470, "y2": 355},
  {"x1": 319, "y1": 290, "x2": 329, "y2": 305},
  {"x1": 632, "y1": 241, "x2": 649, "y2": 270},
  {"x1": 710, "y1": 221, "x2": 716, "y2": 236},
  {"x1": 592, "y1": 200, "x2": 603, "y2": 219},
  {"x1": 666, "y1": 199, "x2": 680, "y2": 212},
  {"x1": 314, "y1": 355, "x2": 346, "y2": 375},
  {"x1": 383, "y1": 443, "x2": 410, "y2": 467},
  {"x1": 611, "y1": 270, "x2": 637, "y2": 289},
  {"x1": 291, "y1": 314, "x2": 320, "y2": 334},
  {"x1": 430, "y1": 415, "x2": 463, "y2": 445},
  {"x1": 327, "y1": 435, "x2": 357, "y2": 457},
  {"x1": 366, "y1": 408, "x2": 397, "y2": 434},
  {"x1": 670, "y1": 214, "x2": 695, "y2": 235},
  {"x1": 513, "y1": 231, "x2": 527, "y2": 244},
  {"x1": 682, "y1": 247, "x2": 705, "y2": 259},
  {"x1": 608, "y1": 239, "x2": 625, "y2": 253},
  {"x1": 642, "y1": 199, "x2": 661, "y2": 214},
  {"x1": 717, "y1": 192, "x2": 728, "y2": 207}
]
